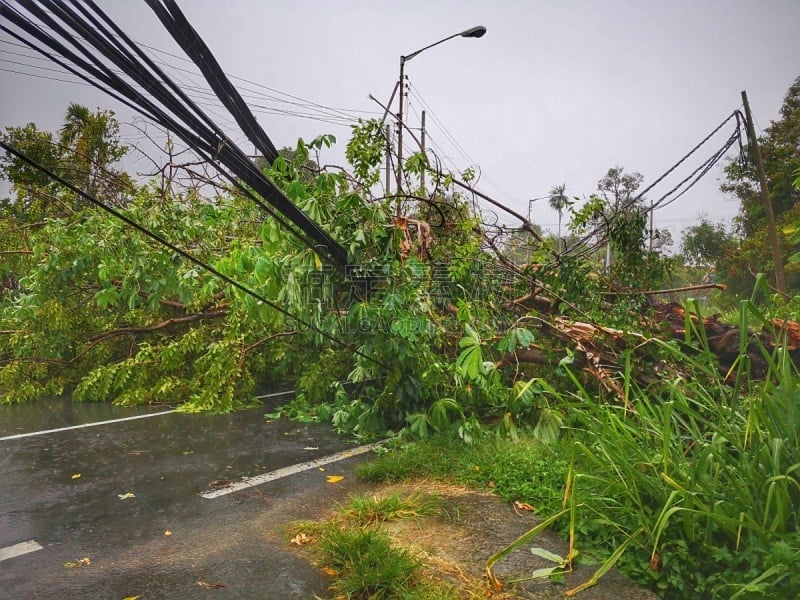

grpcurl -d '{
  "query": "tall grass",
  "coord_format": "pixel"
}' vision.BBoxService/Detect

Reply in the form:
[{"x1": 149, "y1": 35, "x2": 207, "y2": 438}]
[{"x1": 489, "y1": 297, "x2": 800, "y2": 598}]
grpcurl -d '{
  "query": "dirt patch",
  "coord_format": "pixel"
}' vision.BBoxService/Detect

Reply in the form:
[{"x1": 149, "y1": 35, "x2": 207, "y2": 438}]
[{"x1": 292, "y1": 480, "x2": 659, "y2": 599}]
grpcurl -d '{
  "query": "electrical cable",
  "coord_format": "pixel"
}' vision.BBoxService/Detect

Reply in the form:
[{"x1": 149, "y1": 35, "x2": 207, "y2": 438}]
[
  {"x1": 555, "y1": 112, "x2": 744, "y2": 264},
  {"x1": 0, "y1": 0, "x2": 349, "y2": 268}
]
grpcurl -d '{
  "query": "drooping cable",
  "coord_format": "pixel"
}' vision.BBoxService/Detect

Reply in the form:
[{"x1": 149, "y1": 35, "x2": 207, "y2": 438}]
[{"x1": 0, "y1": 0, "x2": 349, "y2": 268}]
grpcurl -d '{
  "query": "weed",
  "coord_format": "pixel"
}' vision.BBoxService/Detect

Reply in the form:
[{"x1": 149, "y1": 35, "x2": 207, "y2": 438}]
[
  {"x1": 320, "y1": 527, "x2": 423, "y2": 599},
  {"x1": 337, "y1": 492, "x2": 440, "y2": 526},
  {"x1": 289, "y1": 492, "x2": 463, "y2": 599}
]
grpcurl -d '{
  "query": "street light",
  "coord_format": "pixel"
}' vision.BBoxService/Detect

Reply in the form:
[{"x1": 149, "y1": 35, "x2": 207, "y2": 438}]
[
  {"x1": 526, "y1": 195, "x2": 548, "y2": 264},
  {"x1": 528, "y1": 195, "x2": 549, "y2": 224},
  {"x1": 395, "y1": 25, "x2": 487, "y2": 206}
]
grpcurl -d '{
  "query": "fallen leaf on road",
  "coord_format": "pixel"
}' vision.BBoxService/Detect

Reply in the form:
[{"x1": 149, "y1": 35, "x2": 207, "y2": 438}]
[
  {"x1": 122, "y1": 596, "x2": 140, "y2": 600},
  {"x1": 514, "y1": 500, "x2": 535, "y2": 512},
  {"x1": 64, "y1": 557, "x2": 91, "y2": 568},
  {"x1": 318, "y1": 467, "x2": 325, "y2": 471},
  {"x1": 322, "y1": 566, "x2": 338, "y2": 576},
  {"x1": 164, "y1": 530, "x2": 172, "y2": 537},
  {"x1": 197, "y1": 580, "x2": 226, "y2": 589},
  {"x1": 71, "y1": 473, "x2": 81, "y2": 479},
  {"x1": 304, "y1": 446, "x2": 319, "y2": 450},
  {"x1": 118, "y1": 492, "x2": 135, "y2": 500},
  {"x1": 326, "y1": 475, "x2": 344, "y2": 484},
  {"x1": 208, "y1": 479, "x2": 233, "y2": 489},
  {"x1": 290, "y1": 532, "x2": 313, "y2": 546}
]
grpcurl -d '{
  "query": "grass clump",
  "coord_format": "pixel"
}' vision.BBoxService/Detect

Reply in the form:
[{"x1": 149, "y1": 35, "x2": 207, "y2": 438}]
[
  {"x1": 289, "y1": 492, "x2": 461, "y2": 599},
  {"x1": 337, "y1": 492, "x2": 440, "y2": 526},
  {"x1": 320, "y1": 527, "x2": 423, "y2": 599}
]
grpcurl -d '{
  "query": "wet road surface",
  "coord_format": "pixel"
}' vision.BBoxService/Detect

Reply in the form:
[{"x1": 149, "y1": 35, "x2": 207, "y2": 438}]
[{"x1": 0, "y1": 397, "x2": 375, "y2": 599}]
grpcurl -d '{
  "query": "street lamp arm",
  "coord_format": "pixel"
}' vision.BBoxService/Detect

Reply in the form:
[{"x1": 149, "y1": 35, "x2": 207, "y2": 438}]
[
  {"x1": 402, "y1": 25, "x2": 487, "y2": 62},
  {"x1": 403, "y1": 32, "x2": 460, "y2": 62}
]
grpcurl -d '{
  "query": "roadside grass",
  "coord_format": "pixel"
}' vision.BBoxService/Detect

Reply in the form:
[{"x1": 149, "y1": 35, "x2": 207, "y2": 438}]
[
  {"x1": 336, "y1": 491, "x2": 441, "y2": 526},
  {"x1": 319, "y1": 527, "x2": 426, "y2": 599},
  {"x1": 357, "y1": 435, "x2": 569, "y2": 514},
  {"x1": 287, "y1": 493, "x2": 468, "y2": 599}
]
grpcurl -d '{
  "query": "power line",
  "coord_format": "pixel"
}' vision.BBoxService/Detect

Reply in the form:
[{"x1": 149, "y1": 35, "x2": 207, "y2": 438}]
[
  {"x1": 1, "y1": 30, "x2": 379, "y2": 125},
  {"x1": 0, "y1": 0, "x2": 349, "y2": 267}
]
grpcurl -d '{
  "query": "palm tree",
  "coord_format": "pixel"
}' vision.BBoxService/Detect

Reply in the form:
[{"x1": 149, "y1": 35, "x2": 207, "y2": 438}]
[
  {"x1": 59, "y1": 103, "x2": 127, "y2": 202},
  {"x1": 548, "y1": 183, "x2": 569, "y2": 241}
]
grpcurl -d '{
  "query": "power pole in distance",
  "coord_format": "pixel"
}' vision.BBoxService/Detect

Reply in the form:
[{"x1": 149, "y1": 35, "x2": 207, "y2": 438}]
[{"x1": 420, "y1": 110, "x2": 426, "y2": 197}]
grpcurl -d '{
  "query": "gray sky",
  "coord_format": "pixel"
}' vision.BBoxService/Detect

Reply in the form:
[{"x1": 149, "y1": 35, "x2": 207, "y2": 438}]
[{"x1": 2, "y1": 0, "x2": 799, "y2": 246}]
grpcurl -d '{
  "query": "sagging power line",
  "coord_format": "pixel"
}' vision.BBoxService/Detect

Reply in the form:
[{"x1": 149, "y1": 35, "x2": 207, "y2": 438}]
[{"x1": 0, "y1": 0, "x2": 349, "y2": 268}]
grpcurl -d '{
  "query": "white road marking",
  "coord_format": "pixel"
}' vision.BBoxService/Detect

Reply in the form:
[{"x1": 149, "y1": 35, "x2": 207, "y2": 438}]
[
  {"x1": 201, "y1": 441, "x2": 385, "y2": 499},
  {"x1": 0, "y1": 540, "x2": 43, "y2": 562},
  {"x1": 253, "y1": 390, "x2": 295, "y2": 399},
  {"x1": 0, "y1": 410, "x2": 175, "y2": 441}
]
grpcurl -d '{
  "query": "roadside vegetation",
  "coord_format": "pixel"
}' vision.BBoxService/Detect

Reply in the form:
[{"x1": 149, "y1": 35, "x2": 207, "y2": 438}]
[
  {"x1": 2, "y1": 77, "x2": 799, "y2": 597},
  {"x1": 359, "y1": 306, "x2": 800, "y2": 597},
  {"x1": 288, "y1": 493, "x2": 469, "y2": 599}
]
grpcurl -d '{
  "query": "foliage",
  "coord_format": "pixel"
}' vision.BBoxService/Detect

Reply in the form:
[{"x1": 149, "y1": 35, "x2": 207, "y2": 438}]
[
  {"x1": 559, "y1": 302, "x2": 800, "y2": 597},
  {"x1": 319, "y1": 527, "x2": 424, "y2": 599},
  {"x1": 0, "y1": 115, "x2": 388, "y2": 410},
  {"x1": 335, "y1": 492, "x2": 441, "y2": 527}
]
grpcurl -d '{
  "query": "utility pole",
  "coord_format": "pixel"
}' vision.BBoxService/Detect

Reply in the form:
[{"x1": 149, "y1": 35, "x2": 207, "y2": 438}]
[
  {"x1": 396, "y1": 56, "x2": 406, "y2": 212},
  {"x1": 420, "y1": 110, "x2": 426, "y2": 197},
  {"x1": 741, "y1": 90, "x2": 786, "y2": 295},
  {"x1": 385, "y1": 124, "x2": 392, "y2": 194},
  {"x1": 649, "y1": 199, "x2": 654, "y2": 252}
]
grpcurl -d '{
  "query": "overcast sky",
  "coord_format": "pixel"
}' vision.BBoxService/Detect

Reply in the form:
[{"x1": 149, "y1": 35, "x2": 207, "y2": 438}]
[{"x1": 2, "y1": 0, "x2": 799, "y2": 246}]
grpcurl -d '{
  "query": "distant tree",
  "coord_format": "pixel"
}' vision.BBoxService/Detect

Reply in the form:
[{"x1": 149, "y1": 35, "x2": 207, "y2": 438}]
[
  {"x1": 596, "y1": 166, "x2": 645, "y2": 268},
  {"x1": 597, "y1": 166, "x2": 644, "y2": 214},
  {"x1": 1, "y1": 103, "x2": 132, "y2": 216},
  {"x1": 651, "y1": 227, "x2": 674, "y2": 254},
  {"x1": 59, "y1": 103, "x2": 130, "y2": 201},
  {"x1": 681, "y1": 218, "x2": 736, "y2": 267}
]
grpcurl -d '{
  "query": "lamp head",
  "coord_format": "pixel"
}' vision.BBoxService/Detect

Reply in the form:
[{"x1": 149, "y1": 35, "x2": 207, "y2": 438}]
[{"x1": 460, "y1": 25, "x2": 487, "y2": 38}]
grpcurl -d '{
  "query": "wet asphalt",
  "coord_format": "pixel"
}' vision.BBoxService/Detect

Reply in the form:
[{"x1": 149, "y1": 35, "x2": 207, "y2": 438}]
[{"x1": 0, "y1": 397, "x2": 375, "y2": 599}]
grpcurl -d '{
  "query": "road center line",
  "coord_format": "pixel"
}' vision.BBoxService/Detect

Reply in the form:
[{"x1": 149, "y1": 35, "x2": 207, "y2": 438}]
[
  {"x1": 201, "y1": 441, "x2": 385, "y2": 499},
  {"x1": 0, "y1": 410, "x2": 176, "y2": 442},
  {"x1": 0, "y1": 540, "x2": 43, "y2": 562}
]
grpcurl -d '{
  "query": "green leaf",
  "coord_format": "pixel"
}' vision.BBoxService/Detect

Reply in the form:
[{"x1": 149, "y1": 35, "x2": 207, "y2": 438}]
[
  {"x1": 531, "y1": 547, "x2": 567, "y2": 564},
  {"x1": 456, "y1": 345, "x2": 483, "y2": 380}
]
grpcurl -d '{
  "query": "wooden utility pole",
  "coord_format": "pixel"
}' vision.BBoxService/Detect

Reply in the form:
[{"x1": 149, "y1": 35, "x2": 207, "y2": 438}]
[
  {"x1": 741, "y1": 90, "x2": 786, "y2": 295},
  {"x1": 385, "y1": 124, "x2": 392, "y2": 193},
  {"x1": 396, "y1": 56, "x2": 406, "y2": 212}
]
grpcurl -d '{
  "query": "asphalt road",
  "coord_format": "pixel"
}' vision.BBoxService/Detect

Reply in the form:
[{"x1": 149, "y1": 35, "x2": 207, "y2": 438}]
[{"x1": 0, "y1": 397, "x2": 375, "y2": 599}]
